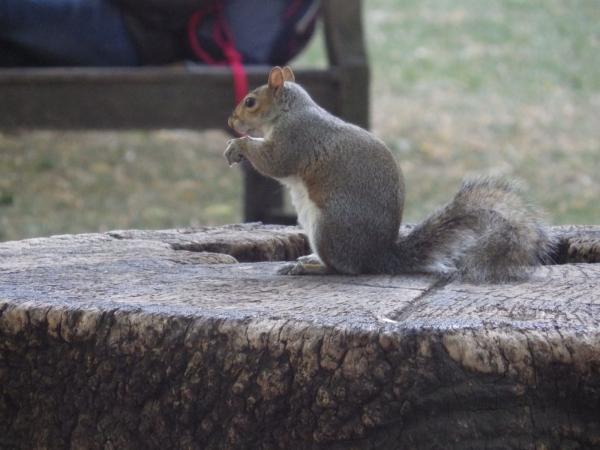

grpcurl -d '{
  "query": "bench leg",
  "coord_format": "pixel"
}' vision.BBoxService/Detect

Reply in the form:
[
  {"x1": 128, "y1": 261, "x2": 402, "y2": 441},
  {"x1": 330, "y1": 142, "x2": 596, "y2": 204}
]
[{"x1": 242, "y1": 161, "x2": 296, "y2": 225}]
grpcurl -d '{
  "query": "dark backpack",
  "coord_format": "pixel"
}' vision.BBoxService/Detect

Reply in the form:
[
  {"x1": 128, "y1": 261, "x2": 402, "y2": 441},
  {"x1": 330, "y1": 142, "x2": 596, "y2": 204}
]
[{"x1": 188, "y1": 0, "x2": 320, "y2": 102}]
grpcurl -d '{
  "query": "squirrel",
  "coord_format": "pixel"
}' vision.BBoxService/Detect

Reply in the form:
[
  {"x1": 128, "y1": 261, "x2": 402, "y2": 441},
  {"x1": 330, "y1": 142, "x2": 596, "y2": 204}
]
[{"x1": 224, "y1": 66, "x2": 557, "y2": 283}]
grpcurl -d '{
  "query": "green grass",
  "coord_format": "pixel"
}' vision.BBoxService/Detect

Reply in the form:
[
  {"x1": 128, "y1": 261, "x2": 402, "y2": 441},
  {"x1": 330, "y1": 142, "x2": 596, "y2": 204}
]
[
  {"x1": 367, "y1": 0, "x2": 600, "y2": 95},
  {"x1": 361, "y1": 0, "x2": 600, "y2": 224},
  {"x1": 1, "y1": 0, "x2": 599, "y2": 241},
  {"x1": 0, "y1": 131, "x2": 241, "y2": 241}
]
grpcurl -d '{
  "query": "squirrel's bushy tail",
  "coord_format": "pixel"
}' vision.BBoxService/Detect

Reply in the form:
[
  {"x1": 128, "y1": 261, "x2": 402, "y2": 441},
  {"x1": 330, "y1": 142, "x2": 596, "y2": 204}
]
[{"x1": 392, "y1": 176, "x2": 557, "y2": 283}]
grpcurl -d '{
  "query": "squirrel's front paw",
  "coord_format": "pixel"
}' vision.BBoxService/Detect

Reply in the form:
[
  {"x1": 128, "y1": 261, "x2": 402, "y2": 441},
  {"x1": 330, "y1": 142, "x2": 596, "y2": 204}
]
[{"x1": 224, "y1": 139, "x2": 245, "y2": 166}]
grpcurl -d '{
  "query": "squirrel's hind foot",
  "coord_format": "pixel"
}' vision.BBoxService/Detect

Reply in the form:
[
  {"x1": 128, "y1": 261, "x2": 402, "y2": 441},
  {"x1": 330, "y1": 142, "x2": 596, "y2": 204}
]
[
  {"x1": 277, "y1": 261, "x2": 330, "y2": 276},
  {"x1": 297, "y1": 253, "x2": 322, "y2": 265}
]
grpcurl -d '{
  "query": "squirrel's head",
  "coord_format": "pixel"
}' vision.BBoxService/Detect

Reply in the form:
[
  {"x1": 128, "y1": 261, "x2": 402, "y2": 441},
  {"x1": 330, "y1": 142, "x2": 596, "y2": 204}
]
[{"x1": 228, "y1": 66, "x2": 295, "y2": 137}]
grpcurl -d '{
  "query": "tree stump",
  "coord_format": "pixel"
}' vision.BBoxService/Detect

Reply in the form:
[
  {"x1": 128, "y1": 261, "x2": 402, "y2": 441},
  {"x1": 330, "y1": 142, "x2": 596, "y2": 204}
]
[{"x1": 1, "y1": 223, "x2": 599, "y2": 449}]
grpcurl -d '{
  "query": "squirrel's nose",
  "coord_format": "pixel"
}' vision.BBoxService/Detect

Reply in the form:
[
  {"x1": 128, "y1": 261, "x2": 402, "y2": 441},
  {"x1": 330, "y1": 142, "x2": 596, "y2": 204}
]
[{"x1": 227, "y1": 116, "x2": 234, "y2": 130}]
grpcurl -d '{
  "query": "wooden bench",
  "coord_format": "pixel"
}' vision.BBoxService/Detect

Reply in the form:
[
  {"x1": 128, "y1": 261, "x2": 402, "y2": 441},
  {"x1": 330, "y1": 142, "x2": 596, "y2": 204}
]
[{"x1": 0, "y1": 0, "x2": 369, "y2": 225}]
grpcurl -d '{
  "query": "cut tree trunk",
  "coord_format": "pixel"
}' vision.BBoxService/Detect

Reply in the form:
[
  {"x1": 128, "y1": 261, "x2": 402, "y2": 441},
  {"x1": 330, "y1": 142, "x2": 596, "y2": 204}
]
[{"x1": 0, "y1": 224, "x2": 599, "y2": 449}]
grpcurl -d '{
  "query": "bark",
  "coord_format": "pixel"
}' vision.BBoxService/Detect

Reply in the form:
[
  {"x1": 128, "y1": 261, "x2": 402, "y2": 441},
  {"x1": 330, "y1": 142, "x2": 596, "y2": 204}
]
[{"x1": 0, "y1": 224, "x2": 599, "y2": 449}]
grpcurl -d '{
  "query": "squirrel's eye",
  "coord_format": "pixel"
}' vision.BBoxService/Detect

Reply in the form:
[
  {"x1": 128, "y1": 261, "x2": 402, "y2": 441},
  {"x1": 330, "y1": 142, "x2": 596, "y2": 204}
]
[{"x1": 245, "y1": 97, "x2": 257, "y2": 108}]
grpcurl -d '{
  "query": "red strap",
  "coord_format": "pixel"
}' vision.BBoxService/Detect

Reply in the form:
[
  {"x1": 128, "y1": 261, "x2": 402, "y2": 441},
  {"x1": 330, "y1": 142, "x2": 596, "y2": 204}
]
[
  {"x1": 188, "y1": 3, "x2": 248, "y2": 105},
  {"x1": 283, "y1": 0, "x2": 304, "y2": 19}
]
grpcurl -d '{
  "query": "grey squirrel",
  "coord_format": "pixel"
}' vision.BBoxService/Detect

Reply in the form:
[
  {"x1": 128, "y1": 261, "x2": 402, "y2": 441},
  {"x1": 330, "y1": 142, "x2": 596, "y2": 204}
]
[{"x1": 224, "y1": 66, "x2": 556, "y2": 283}]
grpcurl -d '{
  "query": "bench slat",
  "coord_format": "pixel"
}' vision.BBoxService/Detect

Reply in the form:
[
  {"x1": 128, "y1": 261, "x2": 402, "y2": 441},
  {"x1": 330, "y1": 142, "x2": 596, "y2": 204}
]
[{"x1": 0, "y1": 67, "x2": 342, "y2": 130}]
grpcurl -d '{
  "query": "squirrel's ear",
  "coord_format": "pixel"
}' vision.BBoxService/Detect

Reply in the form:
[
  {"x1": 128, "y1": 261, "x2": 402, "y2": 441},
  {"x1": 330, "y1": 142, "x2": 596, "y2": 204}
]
[
  {"x1": 282, "y1": 66, "x2": 295, "y2": 83},
  {"x1": 268, "y1": 67, "x2": 285, "y2": 91}
]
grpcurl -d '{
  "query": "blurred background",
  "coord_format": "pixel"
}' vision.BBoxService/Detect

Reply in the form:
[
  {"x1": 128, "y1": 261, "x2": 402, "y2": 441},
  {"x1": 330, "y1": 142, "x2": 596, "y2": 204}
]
[{"x1": 1, "y1": 0, "x2": 599, "y2": 242}]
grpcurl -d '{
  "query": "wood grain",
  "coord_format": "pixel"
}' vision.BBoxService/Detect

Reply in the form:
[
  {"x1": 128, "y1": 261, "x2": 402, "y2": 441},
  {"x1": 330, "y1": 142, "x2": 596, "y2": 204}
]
[{"x1": 0, "y1": 224, "x2": 599, "y2": 448}]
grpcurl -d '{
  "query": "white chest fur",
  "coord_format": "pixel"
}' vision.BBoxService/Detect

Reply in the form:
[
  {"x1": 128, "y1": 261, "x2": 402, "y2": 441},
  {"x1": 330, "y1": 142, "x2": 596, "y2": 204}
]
[{"x1": 277, "y1": 175, "x2": 321, "y2": 250}]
